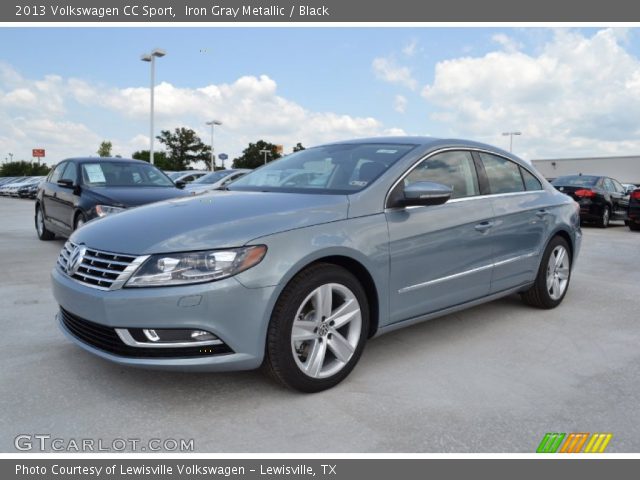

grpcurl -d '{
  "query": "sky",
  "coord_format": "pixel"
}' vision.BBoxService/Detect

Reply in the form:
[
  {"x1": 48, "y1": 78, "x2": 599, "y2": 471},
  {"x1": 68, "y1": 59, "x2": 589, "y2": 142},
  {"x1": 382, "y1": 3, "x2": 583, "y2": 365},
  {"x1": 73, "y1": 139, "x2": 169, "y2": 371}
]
[{"x1": 2, "y1": 26, "x2": 640, "y2": 167}]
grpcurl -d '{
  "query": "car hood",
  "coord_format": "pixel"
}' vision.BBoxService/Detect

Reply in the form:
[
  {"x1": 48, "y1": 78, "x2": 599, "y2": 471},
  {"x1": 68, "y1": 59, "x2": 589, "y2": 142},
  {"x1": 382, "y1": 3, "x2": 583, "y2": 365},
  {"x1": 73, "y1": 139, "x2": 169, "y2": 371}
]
[
  {"x1": 85, "y1": 186, "x2": 187, "y2": 207},
  {"x1": 71, "y1": 190, "x2": 349, "y2": 254}
]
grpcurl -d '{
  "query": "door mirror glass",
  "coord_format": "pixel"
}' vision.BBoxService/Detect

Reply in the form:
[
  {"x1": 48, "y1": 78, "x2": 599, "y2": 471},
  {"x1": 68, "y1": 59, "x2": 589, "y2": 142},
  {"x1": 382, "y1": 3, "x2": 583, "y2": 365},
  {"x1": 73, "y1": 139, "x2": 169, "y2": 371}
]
[
  {"x1": 175, "y1": 180, "x2": 186, "y2": 189},
  {"x1": 401, "y1": 181, "x2": 452, "y2": 207},
  {"x1": 57, "y1": 179, "x2": 74, "y2": 188}
]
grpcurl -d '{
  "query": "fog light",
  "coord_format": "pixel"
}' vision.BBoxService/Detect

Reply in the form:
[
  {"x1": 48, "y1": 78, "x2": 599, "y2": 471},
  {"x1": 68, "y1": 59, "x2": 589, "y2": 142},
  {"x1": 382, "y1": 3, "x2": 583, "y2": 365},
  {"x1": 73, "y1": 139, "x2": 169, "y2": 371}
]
[
  {"x1": 191, "y1": 330, "x2": 216, "y2": 341},
  {"x1": 143, "y1": 329, "x2": 160, "y2": 342}
]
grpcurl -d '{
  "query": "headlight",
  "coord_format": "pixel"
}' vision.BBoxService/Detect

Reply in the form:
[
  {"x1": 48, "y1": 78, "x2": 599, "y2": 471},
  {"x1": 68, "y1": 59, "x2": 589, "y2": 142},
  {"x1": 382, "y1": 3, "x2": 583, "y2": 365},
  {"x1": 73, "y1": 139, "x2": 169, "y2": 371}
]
[
  {"x1": 125, "y1": 245, "x2": 267, "y2": 287},
  {"x1": 95, "y1": 205, "x2": 125, "y2": 217}
]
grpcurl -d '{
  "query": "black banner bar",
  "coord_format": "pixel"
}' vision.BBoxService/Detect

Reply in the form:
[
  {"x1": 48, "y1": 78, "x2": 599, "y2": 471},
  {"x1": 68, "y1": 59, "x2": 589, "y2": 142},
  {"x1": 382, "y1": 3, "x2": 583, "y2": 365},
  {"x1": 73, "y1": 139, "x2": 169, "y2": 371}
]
[{"x1": 4, "y1": 0, "x2": 640, "y2": 22}]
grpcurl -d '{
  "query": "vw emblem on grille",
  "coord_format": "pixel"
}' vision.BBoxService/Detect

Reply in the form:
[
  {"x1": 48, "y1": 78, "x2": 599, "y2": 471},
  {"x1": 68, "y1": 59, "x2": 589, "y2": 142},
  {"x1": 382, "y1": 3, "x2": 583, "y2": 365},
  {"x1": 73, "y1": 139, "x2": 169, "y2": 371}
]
[{"x1": 66, "y1": 244, "x2": 86, "y2": 276}]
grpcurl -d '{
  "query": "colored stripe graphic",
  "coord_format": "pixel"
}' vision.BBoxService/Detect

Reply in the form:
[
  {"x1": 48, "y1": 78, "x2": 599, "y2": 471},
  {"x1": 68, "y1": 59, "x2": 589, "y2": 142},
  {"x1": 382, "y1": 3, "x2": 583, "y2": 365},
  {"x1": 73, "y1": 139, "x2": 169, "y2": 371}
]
[
  {"x1": 537, "y1": 433, "x2": 566, "y2": 453},
  {"x1": 584, "y1": 433, "x2": 613, "y2": 453},
  {"x1": 559, "y1": 433, "x2": 589, "y2": 453}
]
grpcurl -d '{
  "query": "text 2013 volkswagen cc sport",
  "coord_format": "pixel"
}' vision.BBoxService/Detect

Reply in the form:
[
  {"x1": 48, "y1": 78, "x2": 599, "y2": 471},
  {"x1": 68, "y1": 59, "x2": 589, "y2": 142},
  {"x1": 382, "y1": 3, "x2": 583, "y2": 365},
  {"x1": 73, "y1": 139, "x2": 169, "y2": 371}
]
[{"x1": 52, "y1": 137, "x2": 581, "y2": 392}]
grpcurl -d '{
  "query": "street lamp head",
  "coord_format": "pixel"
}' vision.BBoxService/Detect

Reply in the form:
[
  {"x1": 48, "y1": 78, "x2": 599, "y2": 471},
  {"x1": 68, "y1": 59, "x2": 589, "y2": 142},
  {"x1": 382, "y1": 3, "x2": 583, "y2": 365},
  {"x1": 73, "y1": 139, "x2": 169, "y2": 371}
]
[
  {"x1": 151, "y1": 48, "x2": 167, "y2": 58},
  {"x1": 140, "y1": 54, "x2": 152, "y2": 62},
  {"x1": 206, "y1": 120, "x2": 223, "y2": 126}
]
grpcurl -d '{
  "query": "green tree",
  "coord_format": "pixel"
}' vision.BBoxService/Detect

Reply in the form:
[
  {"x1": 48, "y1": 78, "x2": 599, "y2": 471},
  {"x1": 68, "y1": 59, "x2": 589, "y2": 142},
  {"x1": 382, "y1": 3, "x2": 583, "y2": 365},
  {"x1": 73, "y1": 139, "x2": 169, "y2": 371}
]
[
  {"x1": 293, "y1": 142, "x2": 306, "y2": 152},
  {"x1": 0, "y1": 160, "x2": 51, "y2": 177},
  {"x1": 156, "y1": 128, "x2": 211, "y2": 170},
  {"x1": 97, "y1": 141, "x2": 112, "y2": 157},
  {"x1": 232, "y1": 140, "x2": 283, "y2": 169},
  {"x1": 131, "y1": 150, "x2": 173, "y2": 171}
]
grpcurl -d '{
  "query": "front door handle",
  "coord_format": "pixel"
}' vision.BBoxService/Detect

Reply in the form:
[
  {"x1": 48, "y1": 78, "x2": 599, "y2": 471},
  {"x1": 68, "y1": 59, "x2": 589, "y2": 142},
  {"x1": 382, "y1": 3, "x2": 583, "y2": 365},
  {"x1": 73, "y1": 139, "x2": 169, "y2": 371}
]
[
  {"x1": 474, "y1": 221, "x2": 494, "y2": 232},
  {"x1": 536, "y1": 209, "x2": 549, "y2": 218}
]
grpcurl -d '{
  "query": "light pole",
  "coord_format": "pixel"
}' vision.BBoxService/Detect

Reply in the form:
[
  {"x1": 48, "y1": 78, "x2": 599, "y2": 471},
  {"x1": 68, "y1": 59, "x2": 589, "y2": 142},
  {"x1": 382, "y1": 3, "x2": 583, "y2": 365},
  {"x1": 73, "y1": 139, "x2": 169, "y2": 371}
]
[
  {"x1": 206, "y1": 120, "x2": 222, "y2": 171},
  {"x1": 141, "y1": 48, "x2": 166, "y2": 165},
  {"x1": 502, "y1": 131, "x2": 522, "y2": 152},
  {"x1": 259, "y1": 149, "x2": 272, "y2": 165},
  {"x1": 8, "y1": 153, "x2": 13, "y2": 163}
]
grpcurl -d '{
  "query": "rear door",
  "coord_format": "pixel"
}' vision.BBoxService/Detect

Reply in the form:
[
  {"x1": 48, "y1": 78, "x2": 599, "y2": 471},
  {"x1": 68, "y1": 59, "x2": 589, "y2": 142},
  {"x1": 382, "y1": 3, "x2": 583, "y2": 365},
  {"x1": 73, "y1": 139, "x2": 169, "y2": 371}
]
[{"x1": 477, "y1": 152, "x2": 550, "y2": 293}]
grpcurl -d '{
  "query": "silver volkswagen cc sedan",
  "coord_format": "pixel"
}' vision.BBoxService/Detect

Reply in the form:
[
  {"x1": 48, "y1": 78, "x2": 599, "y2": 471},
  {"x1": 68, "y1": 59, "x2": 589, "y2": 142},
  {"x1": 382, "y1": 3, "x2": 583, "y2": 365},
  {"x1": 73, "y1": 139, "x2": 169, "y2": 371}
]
[{"x1": 51, "y1": 137, "x2": 581, "y2": 392}]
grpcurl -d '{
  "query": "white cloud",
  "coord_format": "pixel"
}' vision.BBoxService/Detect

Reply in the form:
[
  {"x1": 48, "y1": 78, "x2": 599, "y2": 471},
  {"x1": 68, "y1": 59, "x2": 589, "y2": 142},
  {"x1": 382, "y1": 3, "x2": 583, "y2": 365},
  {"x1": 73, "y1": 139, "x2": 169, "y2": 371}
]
[
  {"x1": 372, "y1": 57, "x2": 418, "y2": 90},
  {"x1": 422, "y1": 28, "x2": 640, "y2": 158},
  {"x1": 492, "y1": 33, "x2": 523, "y2": 53},
  {"x1": 0, "y1": 63, "x2": 406, "y2": 164},
  {"x1": 402, "y1": 39, "x2": 420, "y2": 57},
  {"x1": 393, "y1": 94, "x2": 408, "y2": 113}
]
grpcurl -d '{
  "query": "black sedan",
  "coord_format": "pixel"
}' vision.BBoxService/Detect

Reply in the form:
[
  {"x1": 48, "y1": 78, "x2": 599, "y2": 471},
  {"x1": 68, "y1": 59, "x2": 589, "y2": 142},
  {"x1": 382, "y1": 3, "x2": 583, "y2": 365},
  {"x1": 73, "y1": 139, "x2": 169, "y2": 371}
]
[
  {"x1": 35, "y1": 157, "x2": 188, "y2": 240},
  {"x1": 551, "y1": 174, "x2": 630, "y2": 228}
]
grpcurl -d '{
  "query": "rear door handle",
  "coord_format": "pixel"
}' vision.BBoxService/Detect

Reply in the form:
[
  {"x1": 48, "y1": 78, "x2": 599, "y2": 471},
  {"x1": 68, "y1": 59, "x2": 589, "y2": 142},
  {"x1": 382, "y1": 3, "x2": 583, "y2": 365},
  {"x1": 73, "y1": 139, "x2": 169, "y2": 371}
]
[{"x1": 474, "y1": 221, "x2": 494, "y2": 232}]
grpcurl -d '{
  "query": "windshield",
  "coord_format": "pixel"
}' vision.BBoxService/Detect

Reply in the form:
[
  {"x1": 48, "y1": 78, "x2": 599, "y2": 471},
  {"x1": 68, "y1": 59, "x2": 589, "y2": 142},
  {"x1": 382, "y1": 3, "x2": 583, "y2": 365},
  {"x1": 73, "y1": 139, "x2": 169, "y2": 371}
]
[
  {"x1": 229, "y1": 143, "x2": 416, "y2": 194},
  {"x1": 192, "y1": 170, "x2": 233, "y2": 185},
  {"x1": 81, "y1": 162, "x2": 174, "y2": 187},
  {"x1": 552, "y1": 175, "x2": 599, "y2": 187}
]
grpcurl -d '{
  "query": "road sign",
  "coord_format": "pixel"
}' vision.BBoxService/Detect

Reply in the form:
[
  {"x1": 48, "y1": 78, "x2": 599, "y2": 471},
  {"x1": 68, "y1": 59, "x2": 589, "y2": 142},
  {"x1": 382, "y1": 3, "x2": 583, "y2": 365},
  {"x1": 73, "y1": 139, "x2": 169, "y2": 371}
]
[
  {"x1": 218, "y1": 153, "x2": 228, "y2": 160},
  {"x1": 32, "y1": 149, "x2": 45, "y2": 158}
]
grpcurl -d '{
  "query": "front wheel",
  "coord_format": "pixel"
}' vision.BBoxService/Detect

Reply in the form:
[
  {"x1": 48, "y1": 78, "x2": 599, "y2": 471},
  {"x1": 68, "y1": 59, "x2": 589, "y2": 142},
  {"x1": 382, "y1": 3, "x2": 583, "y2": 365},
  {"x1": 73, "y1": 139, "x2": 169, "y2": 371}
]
[
  {"x1": 521, "y1": 236, "x2": 572, "y2": 309},
  {"x1": 265, "y1": 263, "x2": 369, "y2": 392},
  {"x1": 597, "y1": 206, "x2": 610, "y2": 228}
]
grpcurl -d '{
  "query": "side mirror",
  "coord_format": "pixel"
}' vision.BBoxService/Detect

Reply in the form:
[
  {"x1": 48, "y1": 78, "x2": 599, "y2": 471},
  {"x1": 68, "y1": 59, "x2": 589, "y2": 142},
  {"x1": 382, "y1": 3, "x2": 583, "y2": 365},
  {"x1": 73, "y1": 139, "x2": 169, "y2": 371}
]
[
  {"x1": 57, "y1": 179, "x2": 74, "y2": 188},
  {"x1": 400, "y1": 181, "x2": 453, "y2": 207},
  {"x1": 175, "y1": 180, "x2": 186, "y2": 189}
]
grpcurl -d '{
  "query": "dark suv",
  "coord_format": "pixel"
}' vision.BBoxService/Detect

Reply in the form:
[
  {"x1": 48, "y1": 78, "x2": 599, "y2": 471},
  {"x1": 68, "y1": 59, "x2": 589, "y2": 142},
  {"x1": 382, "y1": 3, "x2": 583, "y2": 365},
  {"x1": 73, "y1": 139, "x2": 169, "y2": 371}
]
[
  {"x1": 551, "y1": 175, "x2": 630, "y2": 228},
  {"x1": 35, "y1": 157, "x2": 187, "y2": 240}
]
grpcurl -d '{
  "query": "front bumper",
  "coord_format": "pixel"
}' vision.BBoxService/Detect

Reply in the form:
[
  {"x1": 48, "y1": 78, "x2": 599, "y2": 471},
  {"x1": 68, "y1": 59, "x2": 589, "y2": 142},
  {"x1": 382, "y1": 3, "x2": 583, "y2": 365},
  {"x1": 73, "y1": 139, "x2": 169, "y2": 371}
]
[{"x1": 52, "y1": 267, "x2": 276, "y2": 371}]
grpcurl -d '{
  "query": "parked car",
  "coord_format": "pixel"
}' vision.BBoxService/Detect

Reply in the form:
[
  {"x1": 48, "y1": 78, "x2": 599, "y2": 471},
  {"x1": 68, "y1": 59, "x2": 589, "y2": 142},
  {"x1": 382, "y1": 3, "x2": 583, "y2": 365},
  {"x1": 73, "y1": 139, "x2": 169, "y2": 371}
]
[
  {"x1": 623, "y1": 183, "x2": 638, "y2": 194},
  {"x1": 18, "y1": 177, "x2": 45, "y2": 199},
  {"x1": 551, "y1": 174, "x2": 629, "y2": 228},
  {"x1": 35, "y1": 157, "x2": 188, "y2": 240},
  {"x1": 167, "y1": 170, "x2": 208, "y2": 185},
  {"x1": 184, "y1": 169, "x2": 251, "y2": 195},
  {"x1": 11, "y1": 176, "x2": 43, "y2": 197},
  {"x1": 52, "y1": 138, "x2": 581, "y2": 392},
  {"x1": 1, "y1": 176, "x2": 32, "y2": 196},
  {"x1": 627, "y1": 187, "x2": 640, "y2": 231},
  {"x1": 0, "y1": 176, "x2": 20, "y2": 187}
]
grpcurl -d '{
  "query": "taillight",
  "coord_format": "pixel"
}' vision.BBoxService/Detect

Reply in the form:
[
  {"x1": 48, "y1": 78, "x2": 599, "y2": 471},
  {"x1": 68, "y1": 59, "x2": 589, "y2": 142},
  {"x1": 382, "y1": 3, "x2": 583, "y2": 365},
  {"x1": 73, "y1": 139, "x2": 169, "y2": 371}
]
[
  {"x1": 631, "y1": 190, "x2": 640, "y2": 200},
  {"x1": 574, "y1": 189, "x2": 596, "y2": 198}
]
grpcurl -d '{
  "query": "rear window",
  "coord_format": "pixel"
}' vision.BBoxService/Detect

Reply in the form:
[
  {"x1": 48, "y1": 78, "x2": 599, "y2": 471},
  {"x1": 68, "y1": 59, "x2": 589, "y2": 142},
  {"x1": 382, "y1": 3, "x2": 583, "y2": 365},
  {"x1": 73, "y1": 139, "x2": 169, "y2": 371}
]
[{"x1": 552, "y1": 176, "x2": 598, "y2": 187}]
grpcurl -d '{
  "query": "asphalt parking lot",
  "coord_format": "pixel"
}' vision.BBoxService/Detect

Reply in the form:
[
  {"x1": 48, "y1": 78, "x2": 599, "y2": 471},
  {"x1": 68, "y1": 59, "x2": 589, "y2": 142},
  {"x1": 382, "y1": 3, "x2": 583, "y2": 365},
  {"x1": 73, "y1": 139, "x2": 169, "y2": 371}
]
[{"x1": 1, "y1": 197, "x2": 639, "y2": 453}]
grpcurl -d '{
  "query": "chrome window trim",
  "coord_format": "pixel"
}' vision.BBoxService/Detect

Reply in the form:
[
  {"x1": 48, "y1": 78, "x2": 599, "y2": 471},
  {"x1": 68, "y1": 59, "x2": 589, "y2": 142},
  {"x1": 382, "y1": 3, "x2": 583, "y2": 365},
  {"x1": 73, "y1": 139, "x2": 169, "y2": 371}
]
[
  {"x1": 398, "y1": 251, "x2": 538, "y2": 294},
  {"x1": 115, "y1": 329, "x2": 223, "y2": 348},
  {"x1": 384, "y1": 146, "x2": 545, "y2": 210}
]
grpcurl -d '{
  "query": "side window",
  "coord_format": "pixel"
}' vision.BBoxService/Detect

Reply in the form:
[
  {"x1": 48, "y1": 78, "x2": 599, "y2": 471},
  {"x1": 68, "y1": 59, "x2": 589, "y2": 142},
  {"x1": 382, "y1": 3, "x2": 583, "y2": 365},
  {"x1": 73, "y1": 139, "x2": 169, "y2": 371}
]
[
  {"x1": 404, "y1": 151, "x2": 479, "y2": 199},
  {"x1": 520, "y1": 166, "x2": 543, "y2": 191},
  {"x1": 49, "y1": 162, "x2": 67, "y2": 184},
  {"x1": 479, "y1": 153, "x2": 525, "y2": 194},
  {"x1": 603, "y1": 178, "x2": 615, "y2": 192},
  {"x1": 60, "y1": 162, "x2": 77, "y2": 183},
  {"x1": 611, "y1": 179, "x2": 625, "y2": 193}
]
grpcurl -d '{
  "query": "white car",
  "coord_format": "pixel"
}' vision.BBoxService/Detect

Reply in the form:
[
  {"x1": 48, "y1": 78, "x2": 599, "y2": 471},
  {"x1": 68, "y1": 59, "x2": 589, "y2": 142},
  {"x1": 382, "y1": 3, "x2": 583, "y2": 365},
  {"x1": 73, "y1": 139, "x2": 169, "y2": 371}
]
[{"x1": 184, "y1": 169, "x2": 251, "y2": 195}]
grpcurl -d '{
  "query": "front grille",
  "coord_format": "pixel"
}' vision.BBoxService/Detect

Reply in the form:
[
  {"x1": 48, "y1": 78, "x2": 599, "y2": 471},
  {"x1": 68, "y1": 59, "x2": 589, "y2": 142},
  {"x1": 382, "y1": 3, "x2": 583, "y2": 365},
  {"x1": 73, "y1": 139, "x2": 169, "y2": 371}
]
[
  {"x1": 57, "y1": 241, "x2": 142, "y2": 290},
  {"x1": 59, "y1": 308, "x2": 233, "y2": 358}
]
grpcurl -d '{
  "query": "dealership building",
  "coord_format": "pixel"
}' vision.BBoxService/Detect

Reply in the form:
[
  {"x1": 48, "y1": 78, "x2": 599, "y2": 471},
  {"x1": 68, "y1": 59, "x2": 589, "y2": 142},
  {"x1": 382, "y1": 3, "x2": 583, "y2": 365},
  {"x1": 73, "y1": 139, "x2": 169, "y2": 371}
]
[{"x1": 531, "y1": 155, "x2": 640, "y2": 185}]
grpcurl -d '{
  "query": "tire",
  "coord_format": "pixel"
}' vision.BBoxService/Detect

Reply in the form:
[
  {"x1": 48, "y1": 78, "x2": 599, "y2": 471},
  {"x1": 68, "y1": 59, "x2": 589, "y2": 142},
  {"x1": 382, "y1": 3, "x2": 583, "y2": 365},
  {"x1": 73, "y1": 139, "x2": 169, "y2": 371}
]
[
  {"x1": 629, "y1": 222, "x2": 640, "y2": 232},
  {"x1": 521, "y1": 236, "x2": 572, "y2": 309},
  {"x1": 74, "y1": 212, "x2": 87, "y2": 231},
  {"x1": 597, "y1": 205, "x2": 610, "y2": 228},
  {"x1": 265, "y1": 263, "x2": 370, "y2": 393},
  {"x1": 35, "y1": 204, "x2": 55, "y2": 240}
]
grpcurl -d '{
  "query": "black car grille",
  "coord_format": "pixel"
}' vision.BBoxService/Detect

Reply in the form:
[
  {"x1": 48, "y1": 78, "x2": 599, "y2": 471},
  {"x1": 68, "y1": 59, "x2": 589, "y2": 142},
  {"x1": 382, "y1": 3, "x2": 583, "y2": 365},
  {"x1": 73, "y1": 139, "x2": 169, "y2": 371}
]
[{"x1": 59, "y1": 308, "x2": 233, "y2": 358}]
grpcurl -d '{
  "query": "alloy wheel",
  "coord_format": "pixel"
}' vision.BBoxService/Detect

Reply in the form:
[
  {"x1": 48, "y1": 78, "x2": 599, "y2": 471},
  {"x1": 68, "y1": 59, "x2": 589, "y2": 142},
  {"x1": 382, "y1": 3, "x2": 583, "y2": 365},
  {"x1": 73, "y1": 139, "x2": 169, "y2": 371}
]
[
  {"x1": 546, "y1": 245, "x2": 570, "y2": 300},
  {"x1": 290, "y1": 283, "x2": 362, "y2": 379}
]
